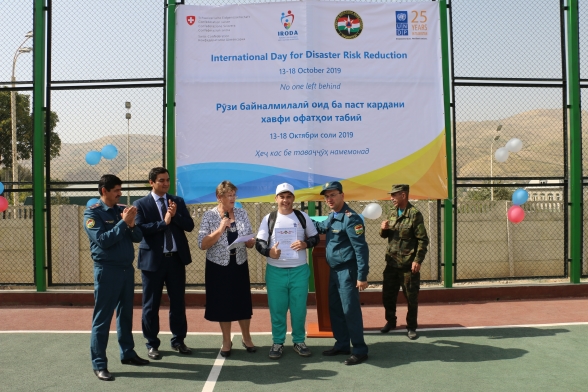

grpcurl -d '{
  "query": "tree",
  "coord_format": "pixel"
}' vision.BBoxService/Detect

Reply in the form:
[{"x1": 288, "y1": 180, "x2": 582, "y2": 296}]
[
  {"x1": 462, "y1": 181, "x2": 515, "y2": 201},
  {"x1": 0, "y1": 90, "x2": 61, "y2": 168}
]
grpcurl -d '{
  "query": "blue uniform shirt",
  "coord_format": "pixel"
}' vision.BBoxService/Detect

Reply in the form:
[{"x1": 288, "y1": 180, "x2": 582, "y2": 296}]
[
  {"x1": 83, "y1": 200, "x2": 143, "y2": 266},
  {"x1": 314, "y1": 202, "x2": 369, "y2": 281}
]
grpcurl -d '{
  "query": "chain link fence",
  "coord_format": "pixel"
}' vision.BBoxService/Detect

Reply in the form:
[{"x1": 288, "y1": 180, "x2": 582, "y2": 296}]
[{"x1": 1, "y1": 0, "x2": 587, "y2": 285}]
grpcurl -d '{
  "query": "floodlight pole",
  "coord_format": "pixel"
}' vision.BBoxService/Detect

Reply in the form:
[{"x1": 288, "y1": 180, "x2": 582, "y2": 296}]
[
  {"x1": 490, "y1": 126, "x2": 501, "y2": 201},
  {"x1": 10, "y1": 32, "x2": 33, "y2": 205},
  {"x1": 125, "y1": 102, "x2": 131, "y2": 206}
]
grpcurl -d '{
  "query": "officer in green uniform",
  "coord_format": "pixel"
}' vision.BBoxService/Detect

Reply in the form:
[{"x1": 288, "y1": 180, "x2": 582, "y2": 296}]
[
  {"x1": 313, "y1": 181, "x2": 369, "y2": 365},
  {"x1": 379, "y1": 184, "x2": 429, "y2": 340},
  {"x1": 84, "y1": 174, "x2": 149, "y2": 381}
]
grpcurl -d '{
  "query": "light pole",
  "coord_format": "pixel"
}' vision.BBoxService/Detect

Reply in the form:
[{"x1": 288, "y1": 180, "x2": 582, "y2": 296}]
[
  {"x1": 125, "y1": 102, "x2": 131, "y2": 205},
  {"x1": 490, "y1": 125, "x2": 502, "y2": 201},
  {"x1": 11, "y1": 31, "x2": 33, "y2": 206}
]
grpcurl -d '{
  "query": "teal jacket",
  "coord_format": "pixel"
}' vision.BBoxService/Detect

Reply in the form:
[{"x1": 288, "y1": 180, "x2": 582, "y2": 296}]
[
  {"x1": 314, "y1": 203, "x2": 369, "y2": 281},
  {"x1": 83, "y1": 200, "x2": 143, "y2": 267}
]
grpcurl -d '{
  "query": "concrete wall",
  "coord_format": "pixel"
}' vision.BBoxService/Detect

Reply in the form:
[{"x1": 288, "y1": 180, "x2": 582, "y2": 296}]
[{"x1": 0, "y1": 200, "x2": 580, "y2": 285}]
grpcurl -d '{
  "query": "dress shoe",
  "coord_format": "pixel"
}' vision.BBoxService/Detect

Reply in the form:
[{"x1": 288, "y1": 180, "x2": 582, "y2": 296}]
[
  {"x1": 121, "y1": 355, "x2": 150, "y2": 366},
  {"x1": 94, "y1": 369, "x2": 114, "y2": 381},
  {"x1": 242, "y1": 340, "x2": 257, "y2": 353},
  {"x1": 148, "y1": 347, "x2": 161, "y2": 360},
  {"x1": 220, "y1": 342, "x2": 233, "y2": 358},
  {"x1": 344, "y1": 354, "x2": 368, "y2": 366},
  {"x1": 322, "y1": 347, "x2": 351, "y2": 356},
  {"x1": 173, "y1": 343, "x2": 193, "y2": 355},
  {"x1": 407, "y1": 329, "x2": 418, "y2": 340},
  {"x1": 380, "y1": 322, "x2": 396, "y2": 333}
]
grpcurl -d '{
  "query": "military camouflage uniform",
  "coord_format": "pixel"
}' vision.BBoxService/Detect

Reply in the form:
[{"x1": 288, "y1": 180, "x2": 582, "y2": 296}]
[{"x1": 380, "y1": 202, "x2": 429, "y2": 330}]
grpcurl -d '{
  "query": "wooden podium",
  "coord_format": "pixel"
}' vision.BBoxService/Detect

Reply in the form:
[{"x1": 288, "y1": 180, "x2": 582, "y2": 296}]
[{"x1": 307, "y1": 234, "x2": 334, "y2": 338}]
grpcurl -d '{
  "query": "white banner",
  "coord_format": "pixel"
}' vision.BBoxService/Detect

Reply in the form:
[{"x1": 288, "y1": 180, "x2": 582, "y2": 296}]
[{"x1": 176, "y1": 1, "x2": 447, "y2": 203}]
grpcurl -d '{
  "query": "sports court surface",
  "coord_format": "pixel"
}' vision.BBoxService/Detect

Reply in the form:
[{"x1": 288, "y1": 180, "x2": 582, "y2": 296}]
[{"x1": 1, "y1": 297, "x2": 588, "y2": 391}]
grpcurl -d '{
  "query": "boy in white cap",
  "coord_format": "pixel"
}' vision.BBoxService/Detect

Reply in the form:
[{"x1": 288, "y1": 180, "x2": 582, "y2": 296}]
[{"x1": 255, "y1": 183, "x2": 320, "y2": 359}]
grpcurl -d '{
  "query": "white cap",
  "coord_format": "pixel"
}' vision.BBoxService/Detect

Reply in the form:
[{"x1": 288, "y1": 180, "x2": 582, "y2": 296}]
[{"x1": 275, "y1": 183, "x2": 295, "y2": 195}]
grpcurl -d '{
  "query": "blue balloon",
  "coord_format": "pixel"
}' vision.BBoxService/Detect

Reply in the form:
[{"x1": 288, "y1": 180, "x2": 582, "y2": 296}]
[
  {"x1": 101, "y1": 144, "x2": 118, "y2": 160},
  {"x1": 85, "y1": 150, "x2": 102, "y2": 165},
  {"x1": 0, "y1": 181, "x2": 4, "y2": 194},
  {"x1": 86, "y1": 198, "x2": 100, "y2": 208},
  {"x1": 512, "y1": 188, "x2": 529, "y2": 206},
  {"x1": 234, "y1": 201, "x2": 243, "y2": 208}
]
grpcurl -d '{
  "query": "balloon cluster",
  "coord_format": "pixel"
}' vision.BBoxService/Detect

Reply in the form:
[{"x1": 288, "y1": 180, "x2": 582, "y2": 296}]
[
  {"x1": 507, "y1": 188, "x2": 529, "y2": 224},
  {"x1": 495, "y1": 138, "x2": 523, "y2": 163},
  {"x1": 0, "y1": 181, "x2": 7, "y2": 212},
  {"x1": 85, "y1": 144, "x2": 119, "y2": 166},
  {"x1": 361, "y1": 203, "x2": 382, "y2": 220}
]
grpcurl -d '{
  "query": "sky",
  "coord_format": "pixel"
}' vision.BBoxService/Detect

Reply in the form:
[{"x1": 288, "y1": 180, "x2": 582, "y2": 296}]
[{"x1": 0, "y1": 0, "x2": 586, "y2": 149}]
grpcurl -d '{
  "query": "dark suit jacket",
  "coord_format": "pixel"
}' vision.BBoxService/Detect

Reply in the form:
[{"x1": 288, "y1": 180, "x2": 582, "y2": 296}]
[{"x1": 134, "y1": 193, "x2": 195, "y2": 272}]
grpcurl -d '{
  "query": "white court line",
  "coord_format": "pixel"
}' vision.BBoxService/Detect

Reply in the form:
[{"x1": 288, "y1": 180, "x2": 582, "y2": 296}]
[
  {"x1": 202, "y1": 332, "x2": 235, "y2": 392},
  {"x1": 2, "y1": 322, "x2": 588, "y2": 334}
]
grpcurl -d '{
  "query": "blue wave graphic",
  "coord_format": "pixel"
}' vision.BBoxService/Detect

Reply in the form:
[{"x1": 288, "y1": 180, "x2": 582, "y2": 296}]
[{"x1": 177, "y1": 162, "x2": 341, "y2": 203}]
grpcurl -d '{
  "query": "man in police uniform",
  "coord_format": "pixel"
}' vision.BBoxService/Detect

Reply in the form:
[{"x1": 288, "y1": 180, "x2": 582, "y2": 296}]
[
  {"x1": 379, "y1": 184, "x2": 429, "y2": 340},
  {"x1": 313, "y1": 181, "x2": 369, "y2": 365},
  {"x1": 84, "y1": 174, "x2": 149, "y2": 381}
]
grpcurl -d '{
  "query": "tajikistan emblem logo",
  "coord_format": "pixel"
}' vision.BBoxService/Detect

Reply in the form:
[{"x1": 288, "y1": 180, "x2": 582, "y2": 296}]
[
  {"x1": 335, "y1": 10, "x2": 363, "y2": 39},
  {"x1": 281, "y1": 10, "x2": 295, "y2": 30}
]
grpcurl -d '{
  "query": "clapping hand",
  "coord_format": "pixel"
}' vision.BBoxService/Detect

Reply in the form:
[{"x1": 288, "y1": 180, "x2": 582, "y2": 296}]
[{"x1": 122, "y1": 206, "x2": 137, "y2": 227}]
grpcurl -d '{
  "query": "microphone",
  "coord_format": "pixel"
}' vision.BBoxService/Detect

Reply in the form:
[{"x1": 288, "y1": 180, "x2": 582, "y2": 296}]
[{"x1": 224, "y1": 212, "x2": 229, "y2": 230}]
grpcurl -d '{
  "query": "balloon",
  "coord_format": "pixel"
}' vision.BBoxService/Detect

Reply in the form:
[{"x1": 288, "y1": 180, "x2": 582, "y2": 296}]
[
  {"x1": 0, "y1": 181, "x2": 4, "y2": 194},
  {"x1": 505, "y1": 138, "x2": 523, "y2": 153},
  {"x1": 0, "y1": 196, "x2": 8, "y2": 212},
  {"x1": 495, "y1": 147, "x2": 510, "y2": 163},
  {"x1": 512, "y1": 188, "x2": 529, "y2": 206},
  {"x1": 86, "y1": 198, "x2": 100, "y2": 208},
  {"x1": 507, "y1": 205, "x2": 525, "y2": 224},
  {"x1": 85, "y1": 150, "x2": 102, "y2": 165},
  {"x1": 101, "y1": 144, "x2": 118, "y2": 160},
  {"x1": 361, "y1": 203, "x2": 382, "y2": 220},
  {"x1": 234, "y1": 201, "x2": 243, "y2": 208}
]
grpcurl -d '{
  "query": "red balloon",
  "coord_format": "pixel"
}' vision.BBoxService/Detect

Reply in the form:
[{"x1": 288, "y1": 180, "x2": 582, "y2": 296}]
[
  {"x1": 507, "y1": 205, "x2": 525, "y2": 224},
  {"x1": 0, "y1": 196, "x2": 8, "y2": 212}
]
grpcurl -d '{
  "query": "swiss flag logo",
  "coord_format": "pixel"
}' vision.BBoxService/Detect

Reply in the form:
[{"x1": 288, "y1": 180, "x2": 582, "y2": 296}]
[{"x1": 187, "y1": 16, "x2": 196, "y2": 25}]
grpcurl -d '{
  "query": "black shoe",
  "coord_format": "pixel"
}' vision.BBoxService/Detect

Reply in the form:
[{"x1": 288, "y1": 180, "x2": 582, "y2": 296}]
[
  {"x1": 242, "y1": 340, "x2": 257, "y2": 353},
  {"x1": 147, "y1": 347, "x2": 161, "y2": 360},
  {"x1": 344, "y1": 354, "x2": 368, "y2": 366},
  {"x1": 407, "y1": 329, "x2": 418, "y2": 340},
  {"x1": 173, "y1": 343, "x2": 192, "y2": 355},
  {"x1": 94, "y1": 369, "x2": 114, "y2": 381},
  {"x1": 380, "y1": 322, "x2": 396, "y2": 333},
  {"x1": 322, "y1": 347, "x2": 351, "y2": 356},
  {"x1": 121, "y1": 355, "x2": 150, "y2": 366},
  {"x1": 268, "y1": 343, "x2": 284, "y2": 360},
  {"x1": 220, "y1": 342, "x2": 232, "y2": 358}
]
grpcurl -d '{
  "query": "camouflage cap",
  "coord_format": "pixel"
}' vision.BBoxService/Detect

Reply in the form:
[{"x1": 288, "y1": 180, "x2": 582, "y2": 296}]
[
  {"x1": 320, "y1": 181, "x2": 343, "y2": 195},
  {"x1": 388, "y1": 184, "x2": 409, "y2": 194}
]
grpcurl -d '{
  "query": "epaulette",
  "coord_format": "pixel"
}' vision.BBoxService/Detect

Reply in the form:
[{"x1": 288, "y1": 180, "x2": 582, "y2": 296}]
[{"x1": 89, "y1": 203, "x2": 101, "y2": 209}]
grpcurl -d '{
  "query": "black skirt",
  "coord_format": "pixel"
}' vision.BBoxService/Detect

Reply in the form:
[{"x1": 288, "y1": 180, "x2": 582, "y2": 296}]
[{"x1": 204, "y1": 256, "x2": 253, "y2": 322}]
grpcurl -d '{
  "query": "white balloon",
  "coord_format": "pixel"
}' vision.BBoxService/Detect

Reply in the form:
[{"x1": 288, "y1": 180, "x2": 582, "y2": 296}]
[
  {"x1": 361, "y1": 203, "x2": 382, "y2": 220},
  {"x1": 505, "y1": 138, "x2": 523, "y2": 153},
  {"x1": 495, "y1": 147, "x2": 510, "y2": 163}
]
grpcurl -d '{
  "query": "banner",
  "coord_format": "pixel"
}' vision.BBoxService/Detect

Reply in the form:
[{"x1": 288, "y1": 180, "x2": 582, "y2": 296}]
[{"x1": 176, "y1": 1, "x2": 447, "y2": 203}]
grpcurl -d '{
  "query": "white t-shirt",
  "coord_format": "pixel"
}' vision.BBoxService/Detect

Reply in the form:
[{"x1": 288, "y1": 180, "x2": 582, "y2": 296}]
[{"x1": 256, "y1": 210, "x2": 318, "y2": 268}]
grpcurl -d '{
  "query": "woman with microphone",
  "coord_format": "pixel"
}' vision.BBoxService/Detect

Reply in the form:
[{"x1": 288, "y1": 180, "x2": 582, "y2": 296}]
[{"x1": 198, "y1": 180, "x2": 257, "y2": 357}]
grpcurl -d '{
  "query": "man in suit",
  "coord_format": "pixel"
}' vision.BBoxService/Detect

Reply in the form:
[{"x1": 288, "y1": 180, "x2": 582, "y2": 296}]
[{"x1": 134, "y1": 167, "x2": 195, "y2": 360}]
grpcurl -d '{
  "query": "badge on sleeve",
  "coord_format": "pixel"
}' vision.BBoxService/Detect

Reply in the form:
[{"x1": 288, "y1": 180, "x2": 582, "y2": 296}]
[
  {"x1": 345, "y1": 210, "x2": 352, "y2": 217},
  {"x1": 86, "y1": 219, "x2": 95, "y2": 229},
  {"x1": 354, "y1": 224, "x2": 364, "y2": 235}
]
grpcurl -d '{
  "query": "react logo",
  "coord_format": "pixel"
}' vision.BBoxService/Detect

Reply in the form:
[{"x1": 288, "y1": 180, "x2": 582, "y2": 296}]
[{"x1": 281, "y1": 10, "x2": 295, "y2": 30}]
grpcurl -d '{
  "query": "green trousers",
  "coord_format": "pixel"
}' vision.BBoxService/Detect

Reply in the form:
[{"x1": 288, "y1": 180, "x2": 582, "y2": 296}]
[
  {"x1": 382, "y1": 265, "x2": 420, "y2": 330},
  {"x1": 265, "y1": 263, "x2": 310, "y2": 344}
]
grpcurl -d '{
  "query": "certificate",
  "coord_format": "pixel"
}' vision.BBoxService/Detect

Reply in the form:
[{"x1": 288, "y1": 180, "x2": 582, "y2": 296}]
[
  {"x1": 227, "y1": 234, "x2": 255, "y2": 251},
  {"x1": 274, "y1": 228, "x2": 298, "y2": 260}
]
